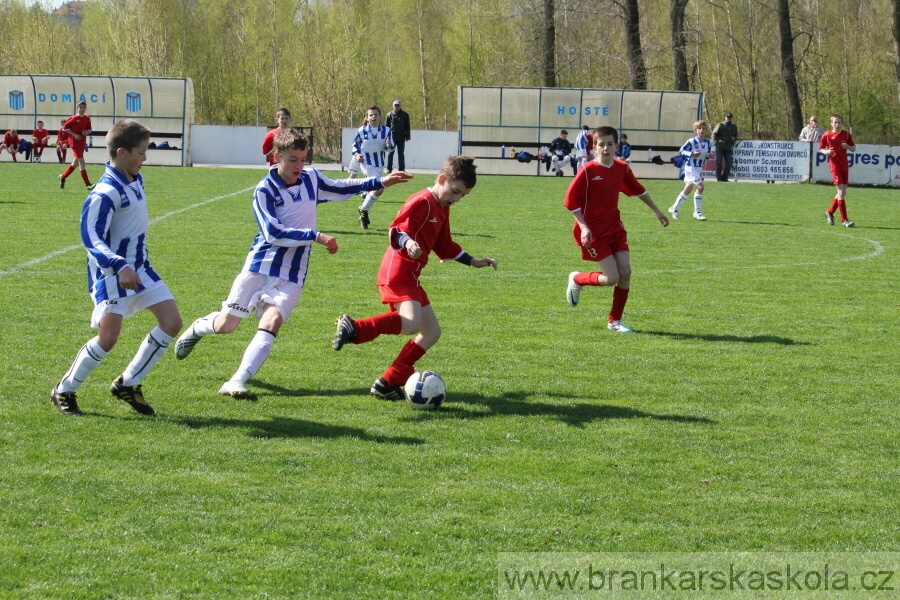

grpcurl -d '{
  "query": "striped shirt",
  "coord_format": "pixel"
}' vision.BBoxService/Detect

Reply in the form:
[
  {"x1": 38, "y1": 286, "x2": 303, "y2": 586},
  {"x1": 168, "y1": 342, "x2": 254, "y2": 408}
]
[
  {"x1": 680, "y1": 136, "x2": 713, "y2": 168},
  {"x1": 82, "y1": 163, "x2": 161, "y2": 304},
  {"x1": 352, "y1": 124, "x2": 393, "y2": 168},
  {"x1": 243, "y1": 166, "x2": 384, "y2": 283},
  {"x1": 574, "y1": 130, "x2": 590, "y2": 152}
]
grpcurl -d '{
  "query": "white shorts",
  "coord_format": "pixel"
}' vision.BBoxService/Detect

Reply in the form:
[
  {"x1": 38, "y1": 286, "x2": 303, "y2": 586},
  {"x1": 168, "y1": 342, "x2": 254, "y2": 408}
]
[
  {"x1": 222, "y1": 271, "x2": 302, "y2": 322},
  {"x1": 347, "y1": 159, "x2": 362, "y2": 175},
  {"x1": 684, "y1": 165, "x2": 705, "y2": 186},
  {"x1": 358, "y1": 163, "x2": 382, "y2": 178},
  {"x1": 575, "y1": 149, "x2": 587, "y2": 159},
  {"x1": 90, "y1": 281, "x2": 174, "y2": 328}
]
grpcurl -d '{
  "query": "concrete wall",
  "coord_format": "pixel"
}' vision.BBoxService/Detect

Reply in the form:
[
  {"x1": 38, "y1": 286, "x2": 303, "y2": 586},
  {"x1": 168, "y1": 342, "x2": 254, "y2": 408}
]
[
  {"x1": 341, "y1": 128, "x2": 458, "y2": 171},
  {"x1": 190, "y1": 125, "x2": 268, "y2": 166}
]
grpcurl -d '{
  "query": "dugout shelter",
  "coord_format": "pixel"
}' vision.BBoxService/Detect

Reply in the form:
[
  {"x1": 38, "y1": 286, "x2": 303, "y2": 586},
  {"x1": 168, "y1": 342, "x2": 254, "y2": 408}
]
[
  {"x1": 459, "y1": 86, "x2": 704, "y2": 177},
  {"x1": 0, "y1": 75, "x2": 193, "y2": 166}
]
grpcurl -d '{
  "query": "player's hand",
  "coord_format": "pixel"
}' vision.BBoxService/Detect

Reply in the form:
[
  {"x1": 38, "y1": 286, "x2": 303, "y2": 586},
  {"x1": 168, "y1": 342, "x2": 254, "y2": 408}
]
[
  {"x1": 355, "y1": 154, "x2": 364, "y2": 163},
  {"x1": 691, "y1": 150, "x2": 701, "y2": 157},
  {"x1": 472, "y1": 257, "x2": 498, "y2": 269},
  {"x1": 383, "y1": 171, "x2": 413, "y2": 187},
  {"x1": 405, "y1": 239, "x2": 423, "y2": 259},
  {"x1": 579, "y1": 227, "x2": 593, "y2": 247},
  {"x1": 657, "y1": 210, "x2": 670, "y2": 227},
  {"x1": 316, "y1": 232, "x2": 338, "y2": 254},
  {"x1": 118, "y1": 266, "x2": 141, "y2": 290}
]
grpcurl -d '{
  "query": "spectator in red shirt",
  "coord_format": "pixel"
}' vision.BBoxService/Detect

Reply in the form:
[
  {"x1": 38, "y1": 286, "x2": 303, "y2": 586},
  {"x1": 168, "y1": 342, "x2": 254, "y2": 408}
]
[
  {"x1": 31, "y1": 121, "x2": 49, "y2": 162},
  {"x1": 1, "y1": 130, "x2": 20, "y2": 162}
]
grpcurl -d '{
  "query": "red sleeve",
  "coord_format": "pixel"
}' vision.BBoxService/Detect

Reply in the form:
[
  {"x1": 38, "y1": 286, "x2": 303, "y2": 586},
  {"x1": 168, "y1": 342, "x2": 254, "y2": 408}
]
[
  {"x1": 431, "y1": 216, "x2": 462, "y2": 262},
  {"x1": 619, "y1": 165, "x2": 646, "y2": 197},
  {"x1": 563, "y1": 167, "x2": 589, "y2": 213},
  {"x1": 262, "y1": 131, "x2": 274, "y2": 159},
  {"x1": 62, "y1": 116, "x2": 75, "y2": 131},
  {"x1": 846, "y1": 133, "x2": 855, "y2": 147},
  {"x1": 818, "y1": 132, "x2": 829, "y2": 151},
  {"x1": 389, "y1": 194, "x2": 431, "y2": 250},
  {"x1": 86, "y1": 116, "x2": 92, "y2": 131}
]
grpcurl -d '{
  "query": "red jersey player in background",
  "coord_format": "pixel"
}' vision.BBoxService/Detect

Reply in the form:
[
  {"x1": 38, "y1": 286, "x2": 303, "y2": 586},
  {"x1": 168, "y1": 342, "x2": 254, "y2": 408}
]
[
  {"x1": 31, "y1": 121, "x2": 49, "y2": 162},
  {"x1": 261, "y1": 107, "x2": 291, "y2": 165},
  {"x1": 59, "y1": 100, "x2": 95, "y2": 190},
  {"x1": 818, "y1": 114, "x2": 856, "y2": 227},
  {"x1": 332, "y1": 156, "x2": 498, "y2": 400},
  {"x1": 564, "y1": 125, "x2": 669, "y2": 333},
  {"x1": 0, "y1": 129, "x2": 20, "y2": 162},
  {"x1": 56, "y1": 119, "x2": 70, "y2": 164}
]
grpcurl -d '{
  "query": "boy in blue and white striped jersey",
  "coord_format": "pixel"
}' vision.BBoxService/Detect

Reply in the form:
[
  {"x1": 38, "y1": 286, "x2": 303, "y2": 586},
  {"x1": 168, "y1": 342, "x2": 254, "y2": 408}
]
[
  {"x1": 574, "y1": 125, "x2": 592, "y2": 171},
  {"x1": 352, "y1": 105, "x2": 395, "y2": 229},
  {"x1": 51, "y1": 119, "x2": 183, "y2": 416},
  {"x1": 668, "y1": 120, "x2": 714, "y2": 221},
  {"x1": 174, "y1": 128, "x2": 412, "y2": 399}
]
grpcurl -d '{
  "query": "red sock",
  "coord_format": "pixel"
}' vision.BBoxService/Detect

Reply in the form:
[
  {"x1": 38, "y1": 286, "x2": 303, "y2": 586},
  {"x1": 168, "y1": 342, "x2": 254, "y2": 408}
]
[
  {"x1": 837, "y1": 201, "x2": 848, "y2": 222},
  {"x1": 574, "y1": 272, "x2": 601, "y2": 286},
  {"x1": 608, "y1": 286, "x2": 630, "y2": 322},
  {"x1": 827, "y1": 198, "x2": 839, "y2": 214},
  {"x1": 61, "y1": 165, "x2": 75, "y2": 179},
  {"x1": 382, "y1": 340, "x2": 427, "y2": 386},
  {"x1": 354, "y1": 311, "x2": 402, "y2": 344},
  {"x1": 80, "y1": 170, "x2": 91, "y2": 186}
]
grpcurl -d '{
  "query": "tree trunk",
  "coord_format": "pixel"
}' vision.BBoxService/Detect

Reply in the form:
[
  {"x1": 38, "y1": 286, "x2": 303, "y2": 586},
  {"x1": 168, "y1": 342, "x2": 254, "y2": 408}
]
[
  {"x1": 893, "y1": 0, "x2": 900, "y2": 105},
  {"x1": 543, "y1": 0, "x2": 556, "y2": 87},
  {"x1": 623, "y1": 0, "x2": 647, "y2": 89},
  {"x1": 670, "y1": 0, "x2": 690, "y2": 90},
  {"x1": 777, "y1": 0, "x2": 803, "y2": 137}
]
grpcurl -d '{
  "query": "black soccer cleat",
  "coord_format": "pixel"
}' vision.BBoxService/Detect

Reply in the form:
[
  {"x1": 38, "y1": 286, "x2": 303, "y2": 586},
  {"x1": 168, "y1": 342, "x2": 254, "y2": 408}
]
[
  {"x1": 51, "y1": 386, "x2": 83, "y2": 415},
  {"x1": 58, "y1": 175, "x2": 65, "y2": 189},
  {"x1": 332, "y1": 313, "x2": 357, "y2": 350},
  {"x1": 358, "y1": 209, "x2": 370, "y2": 230},
  {"x1": 110, "y1": 376, "x2": 155, "y2": 415},
  {"x1": 370, "y1": 377, "x2": 405, "y2": 401}
]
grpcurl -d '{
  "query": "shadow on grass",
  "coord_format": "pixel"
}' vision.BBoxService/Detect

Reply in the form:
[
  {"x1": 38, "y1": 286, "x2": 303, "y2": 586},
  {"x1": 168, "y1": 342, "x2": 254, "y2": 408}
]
[
  {"x1": 404, "y1": 392, "x2": 715, "y2": 428},
  {"x1": 171, "y1": 415, "x2": 424, "y2": 444},
  {"x1": 640, "y1": 330, "x2": 808, "y2": 346}
]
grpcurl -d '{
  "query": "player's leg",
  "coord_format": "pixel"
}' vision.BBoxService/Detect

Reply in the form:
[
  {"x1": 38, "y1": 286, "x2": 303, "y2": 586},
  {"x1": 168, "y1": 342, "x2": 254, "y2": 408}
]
[
  {"x1": 835, "y1": 182, "x2": 852, "y2": 226},
  {"x1": 607, "y1": 250, "x2": 633, "y2": 333},
  {"x1": 372, "y1": 301, "x2": 432, "y2": 399},
  {"x1": 693, "y1": 181, "x2": 706, "y2": 220},
  {"x1": 219, "y1": 304, "x2": 284, "y2": 399},
  {"x1": 671, "y1": 181, "x2": 693, "y2": 218},
  {"x1": 76, "y1": 156, "x2": 93, "y2": 187}
]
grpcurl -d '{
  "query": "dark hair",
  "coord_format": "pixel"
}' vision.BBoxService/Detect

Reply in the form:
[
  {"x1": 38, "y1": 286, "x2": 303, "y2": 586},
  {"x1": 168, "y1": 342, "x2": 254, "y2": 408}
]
[
  {"x1": 366, "y1": 105, "x2": 382, "y2": 117},
  {"x1": 560, "y1": 130, "x2": 568, "y2": 135},
  {"x1": 106, "y1": 119, "x2": 151, "y2": 159},
  {"x1": 593, "y1": 125, "x2": 619, "y2": 145},
  {"x1": 276, "y1": 107, "x2": 291, "y2": 118},
  {"x1": 76, "y1": 101, "x2": 87, "y2": 109},
  {"x1": 273, "y1": 127, "x2": 309, "y2": 156},
  {"x1": 440, "y1": 156, "x2": 477, "y2": 189}
]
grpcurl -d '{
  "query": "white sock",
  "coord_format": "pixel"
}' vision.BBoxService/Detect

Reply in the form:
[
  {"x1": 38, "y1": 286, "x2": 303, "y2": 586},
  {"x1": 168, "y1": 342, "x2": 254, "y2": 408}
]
[
  {"x1": 359, "y1": 193, "x2": 378, "y2": 212},
  {"x1": 121, "y1": 326, "x2": 174, "y2": 386},
  {"x1": 672, "y1": 194, "x2": 687, "y2": 211},
  {"x1": 694, "y1": 194, "x2": 703, "y2": 213},
  {"x1": 191, "y1": 312, "x2": 220, "y2": 337},
  {"x1": 59, "y1": 337, "x2": 108, "y2": 392},
  {"x1": 231, "y1": 329, "x2": 276, "y2": 383}
]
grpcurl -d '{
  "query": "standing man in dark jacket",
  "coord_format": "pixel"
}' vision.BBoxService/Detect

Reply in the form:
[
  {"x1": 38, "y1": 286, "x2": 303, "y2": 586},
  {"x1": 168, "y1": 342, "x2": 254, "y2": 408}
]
[
  {"x1": 712, "y1": 112, "x2": 738, "y2": 181},
  {"x1": 386, "y1": 100, "x2": 411, "y2": 172}
]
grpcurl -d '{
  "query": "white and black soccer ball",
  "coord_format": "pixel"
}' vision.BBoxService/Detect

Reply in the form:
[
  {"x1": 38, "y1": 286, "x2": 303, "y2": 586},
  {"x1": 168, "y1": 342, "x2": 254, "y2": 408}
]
[{"x1": 404, "y1": 370, "x2": 446, "y2": 410}]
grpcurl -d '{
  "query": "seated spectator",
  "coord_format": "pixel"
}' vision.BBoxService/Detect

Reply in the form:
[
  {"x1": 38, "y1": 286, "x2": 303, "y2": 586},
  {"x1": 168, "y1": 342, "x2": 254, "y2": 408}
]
[
  {"x1": 543, "y1": 129, "x2": 575, "y2": 176},
  {"x1": 616, "y1": 134, "x2": 632, "y2": 163},
  {"x1": 31, "y1": 121, "x2": 49, "y2": 162},
  {"x1": 1, "y1": 130, "x2": 20, "y2": 162}
]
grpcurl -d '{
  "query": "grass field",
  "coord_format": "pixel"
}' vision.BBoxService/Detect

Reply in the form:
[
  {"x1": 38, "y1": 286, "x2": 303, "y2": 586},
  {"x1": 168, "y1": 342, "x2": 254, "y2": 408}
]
[{"x1": 0, "y1": 161, "x2": 898, "y2": 598}]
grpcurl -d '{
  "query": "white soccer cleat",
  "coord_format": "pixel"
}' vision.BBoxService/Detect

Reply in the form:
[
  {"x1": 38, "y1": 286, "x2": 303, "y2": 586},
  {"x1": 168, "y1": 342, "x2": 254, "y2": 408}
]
[
  {"x1": 607, "y1": 320, "x2": 634, "y2": 333},
  {"x1": 218, "y1": 380, "x2": 254, "y2": 399},
  {"x1": 174, "y1": 329, "x2": 201, "y2": 359},
  {"x1": 693, "y1": 211, "x2": 706, "y2": 221},
  {"x1": 566, "y1": 271, "x2": 581, "y2": 307},
  {"x1": 667, "y1": 207, "x2": 680, "y2": 220}
]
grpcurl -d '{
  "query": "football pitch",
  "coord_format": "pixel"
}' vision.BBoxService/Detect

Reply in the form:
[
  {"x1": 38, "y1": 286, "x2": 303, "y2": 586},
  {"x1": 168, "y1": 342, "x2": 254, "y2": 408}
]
[{"x1": 1, "y1": 162, "x2": 898, "y2": 598}]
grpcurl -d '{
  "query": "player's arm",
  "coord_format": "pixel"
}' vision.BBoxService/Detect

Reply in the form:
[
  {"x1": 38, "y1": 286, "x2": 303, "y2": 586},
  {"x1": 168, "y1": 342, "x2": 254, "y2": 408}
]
[
  {"x1": 253, "y1": 188, "x2": 317, "y2": 246},
  {"x1": 315, "y1": 231, "x2": 338, "y2": 254},
  {"x1": 81, "y1": 192, "x2": 143, "y2": 288},
  {"x1": 637, "y1": 192, "x2": 669, "y2": 227},
  {"x1": 570, "y1": 209, "x2": 593, "y2": 246}
]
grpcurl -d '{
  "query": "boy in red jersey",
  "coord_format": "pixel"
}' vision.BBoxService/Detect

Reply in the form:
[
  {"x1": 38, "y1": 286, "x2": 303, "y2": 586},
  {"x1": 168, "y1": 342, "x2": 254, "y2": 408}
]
[
  {"x1": 31, "y1": 121, "x2": 49, "y2": 162},
  {"x1": 818, "y1": 114, "x2": 856, "y2": 227},
  {"x1": 564, "y1": 125, "x2": 669, "y2": 333},
  {"x1": 59, "y1": 101, "x2": 95, "y2": 190},
  {"x1": 332, "y1": 156, "x2": 498, "y2": 400},
  {"x1": 56, "y1": 119, "x2": 70, "y2": 164},
  {"x1": 0, "y1": 130, "x2": 20, "y2": 161},
  {"x1": 261, "y1": 107, "x2": 291, "y2": 165}
]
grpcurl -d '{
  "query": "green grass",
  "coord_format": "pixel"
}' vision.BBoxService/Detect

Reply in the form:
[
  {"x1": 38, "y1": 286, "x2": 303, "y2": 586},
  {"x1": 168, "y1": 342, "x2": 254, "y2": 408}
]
[{"x1": 1, "y1": 162, "x2": 898, "y2": 598}]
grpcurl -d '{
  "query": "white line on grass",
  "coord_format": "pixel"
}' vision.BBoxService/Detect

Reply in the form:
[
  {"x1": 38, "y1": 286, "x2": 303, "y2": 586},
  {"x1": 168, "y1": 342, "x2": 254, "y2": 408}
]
[{"x1": 0, "y1": 187, "x2": 255, "y2": 280}]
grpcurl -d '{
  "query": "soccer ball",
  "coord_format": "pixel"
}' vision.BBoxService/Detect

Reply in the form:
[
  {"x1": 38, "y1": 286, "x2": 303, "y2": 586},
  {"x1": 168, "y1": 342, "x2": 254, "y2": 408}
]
[{"x1": 404, "y1": 370, "x2": 446, "y2": 410}]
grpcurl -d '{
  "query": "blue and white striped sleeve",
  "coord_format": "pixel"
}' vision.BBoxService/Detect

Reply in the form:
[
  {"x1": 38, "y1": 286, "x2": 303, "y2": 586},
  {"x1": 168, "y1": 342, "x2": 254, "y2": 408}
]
[
  {"x1": 252, "y1": 185, "x2": 317, "y2": 247},
  {"x1": 680, "y1": 139, "x2": 694, "y2": 157},
  {"x1": 351, "y1": 128, "x2": 363, "y2": 155},
  {"x1": 311, "y1": 170, "x2": 384, "y2": 203},
  {"x1": 80, "y1": 190, "x2": 127, "y2": 273}
]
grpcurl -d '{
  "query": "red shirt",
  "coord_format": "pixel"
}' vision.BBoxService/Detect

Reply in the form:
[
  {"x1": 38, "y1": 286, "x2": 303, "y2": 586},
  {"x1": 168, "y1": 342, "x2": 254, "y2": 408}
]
[
  {"x1": 377, "y1": 188, "x2": 463, "y2": 287},
  {"x1": 32, "y1": 128, "x2": 49, "y2": 144},
  {"x1": 819, "y1": 130, "x2": 855, "y2": 170},
  {"x1": 262, "y1": 129, "x2": 279, "y2": 165},
  {"x1": 3, "y1": 131, "x2": 19, "y2": 147},
  {"x1": 564, "y1": 159, "x2": 646, "y2": 242},
  {"x1": 62, "y1": 114, "x2": 92, "y2": 148}
]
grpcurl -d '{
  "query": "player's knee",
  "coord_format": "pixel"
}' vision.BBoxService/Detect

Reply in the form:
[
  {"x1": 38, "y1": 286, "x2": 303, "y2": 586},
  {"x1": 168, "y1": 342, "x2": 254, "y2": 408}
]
[
  {"x1": 162, "y1": 315, "x2": 183, "y2": 337},
  {"x1": 400, "y1": 315, "x2": 421, "y2": 335}
]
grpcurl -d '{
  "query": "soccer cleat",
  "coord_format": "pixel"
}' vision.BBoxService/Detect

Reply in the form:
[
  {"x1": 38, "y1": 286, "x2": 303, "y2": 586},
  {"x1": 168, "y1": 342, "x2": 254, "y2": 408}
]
[
  {"x1": 842, "y1": 220, "x2": 854, "y2": 228},
  {"x1": 607, "y1": 320, "x2": 634, "y2": 333},
  {"x1": 218, "y1": 380, "x2": 254, "y2": 399},
  {"x1": 555, "y1": 170, "x2": 563, "y2": 177},
  {"x1": 174, "y1": 328, "x2": 201, "y2": 359},
  {"x1": 825, "y1": 212, "x2": 835, "y2": 226},
  {"x1": 667, "y1": 207, "x2": 679, "y2": 220},
  {"x1": 110, "y1": 376, "x2": 155, "y2": 415},
  {"x1": 693, "y1": 211, "x2": 706, "y2": 221},
  {"x1": 358, "y1": 209, "x2": 370, "y2": 230},
  {"x1": 566, "y1": 271, "x2": 581, "y2": 307},
  {"x1": 370, "y1": 377, "x2": 406, "y2": 401},
  {"x1": 86, "y1": 184, "x2": 95, "y2": 191},
  {"x1": 51, "y1": 386, "x2": 83, "y2": 416},
  {"x1": 58, "y1": 175, "x2": 65, "y2": 189},
  {"x1": 332, "y1": 313, "x2": 357, "y2": 350}
]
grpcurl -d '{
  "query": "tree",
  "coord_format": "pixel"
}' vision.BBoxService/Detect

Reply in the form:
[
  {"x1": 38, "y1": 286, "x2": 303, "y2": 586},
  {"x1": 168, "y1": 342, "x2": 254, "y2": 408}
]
[
  {"x1": 613, "y1": 0, "x2": 647, "y2": 89},
  {"x1": 670, "y1": 0, "x2": 690, "y2": 90},
  {"x1": 777, "y1": 0, "x2": 803, "y2": 137},
  {"x1": 893, "y1": 0, "x2": 900, "y2": 105},
  {"x1": 543, "y1": 0, "x2": 556, "y2": 86}
]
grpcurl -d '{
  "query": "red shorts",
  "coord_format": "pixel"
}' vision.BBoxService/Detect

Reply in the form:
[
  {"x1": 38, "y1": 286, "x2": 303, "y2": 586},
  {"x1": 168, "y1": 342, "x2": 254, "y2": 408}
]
[
  {"x1": 580, "y1": 230, "x2": 629, "y2": 262},
  {"x1": 830, "y1": 169, "x2": 849, "y2": 186},
  {"x1": 71, "y1": 143, "x2": 86, "y2": 159},
  {"x1": 378, "y1": 283, "x2": 431, "y2": 308}
]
